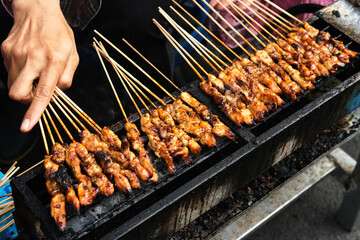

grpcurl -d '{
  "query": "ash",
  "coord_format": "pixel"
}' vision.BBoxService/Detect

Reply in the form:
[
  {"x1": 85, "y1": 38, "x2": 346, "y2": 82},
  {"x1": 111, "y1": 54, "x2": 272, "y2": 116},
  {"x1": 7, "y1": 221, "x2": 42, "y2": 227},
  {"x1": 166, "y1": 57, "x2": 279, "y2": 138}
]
[{"x1": 169, "y1": 118, "x2": 360, "y2": 240}]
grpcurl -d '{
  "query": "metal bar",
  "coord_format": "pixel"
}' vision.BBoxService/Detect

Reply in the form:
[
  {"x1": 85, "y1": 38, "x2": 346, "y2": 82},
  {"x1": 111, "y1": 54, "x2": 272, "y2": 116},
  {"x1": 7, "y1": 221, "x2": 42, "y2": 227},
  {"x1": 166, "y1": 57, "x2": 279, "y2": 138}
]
[{"x1": 207, "y1": 154, "x2": 338, "y2": 240}]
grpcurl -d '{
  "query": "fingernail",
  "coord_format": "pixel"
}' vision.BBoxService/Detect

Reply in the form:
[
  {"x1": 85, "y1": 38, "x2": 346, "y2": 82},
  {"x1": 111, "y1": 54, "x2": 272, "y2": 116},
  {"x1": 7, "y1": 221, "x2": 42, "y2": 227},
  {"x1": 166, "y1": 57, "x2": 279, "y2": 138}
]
[{"x1": 20, "y1": 118, "x2": 30, "y2": 132}]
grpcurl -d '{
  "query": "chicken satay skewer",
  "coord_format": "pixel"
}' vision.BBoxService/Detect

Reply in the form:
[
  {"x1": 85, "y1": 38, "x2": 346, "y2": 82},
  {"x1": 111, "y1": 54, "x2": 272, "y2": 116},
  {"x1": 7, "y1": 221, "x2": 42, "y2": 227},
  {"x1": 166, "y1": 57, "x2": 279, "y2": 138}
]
[
  {"x1": 97, "y1": 50, "x2": 175, "y2": 174},
  {"x1": 155, "y1": 19, "x2": 254, "y2": 126},
  {"x1": 122, "y1": 37, "x2": 234, "y2": 140}
]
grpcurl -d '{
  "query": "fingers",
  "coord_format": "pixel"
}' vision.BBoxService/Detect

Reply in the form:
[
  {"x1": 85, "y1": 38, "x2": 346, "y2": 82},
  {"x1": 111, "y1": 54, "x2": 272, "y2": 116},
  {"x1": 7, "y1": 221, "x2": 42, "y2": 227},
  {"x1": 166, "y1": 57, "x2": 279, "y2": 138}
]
[
  {"x1": 57, "y1": 48, "x2": 79, "y2": 90},
  {"x1": 209, "y1": 0, "x2": 229, "y2": 10},
  {"x1": 20, "y1": 63, "x2": 64, "y2": 132}
]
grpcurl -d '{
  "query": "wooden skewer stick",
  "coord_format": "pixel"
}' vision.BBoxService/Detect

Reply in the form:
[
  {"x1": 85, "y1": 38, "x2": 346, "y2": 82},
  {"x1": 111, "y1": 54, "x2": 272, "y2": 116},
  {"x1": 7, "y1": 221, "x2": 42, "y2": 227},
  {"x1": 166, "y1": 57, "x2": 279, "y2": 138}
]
[
  {"x1": 236, "y1": 0, "x2": 287, "y2": 40},
  {"x1": 192, "y1": 0, "x2": 252, "y2": 56},
  {"x1": 98, "y1": 40, "x2": 158, "y2": 110},
  {"x1": 215, "y1": 0, "x2": 266, "y2": 48},
  {"x1": 0, "y1": 212, "x2": 12, "y2": 225},
  {"x1": 42, "y1": 113, "x2": 55, "y2": 146},
  {"x1": 122, "y1": 71, "x2": 153, "y2": 112},
  {"x1": 122, "y1": 70, "x2": 158, "y2": 109},
  {"x1": 262, "y1": 0, "x2": 303, "y2": 24},
  {"x1": 0, "y1": 201, "x2": 14, "y2": 210},
  {"x1": 53, "y1": 94, "x2": 88, "y2": 132},
  {"x1": 201, "y1": 0, "x2": 264, "y2": 54},
  {"x1": 0, "y1": 167, "x2": 19, "y2": 189},
  {"x1": 48, "y1": 102, "x2": 75, "y2": 142},
  {"x1": 44, "y1": 108, "x2": 64, "y2": 144},
  {"x1": 153, "y1": 19, "x2": 206, "y2": 81},
  {"x1": 0, "y1": 219, "x2": 15, "y2": 233},
  {"x1": 93, "y1": 31, "x2": 176, "y2": 102},
  {"x1": 93, "y1": 40, "x2": 168, "y2": 105},
  {"x1": 250, "y1": 0, "x2": 292, "y2": 31},
  {"x1": 0, "y1": 161, "x2": 17, "y2": 184},
  {"x1": 253, "y1": 0, "x2": 296, "y2": 29},
  {"x1": 248, "y1": 3, "x2": 288, "y2": 32},
  {"x1": 0, "y1": 197, "x2": 12, "y2": 206},
  {"x1": 39, "y1": 117, "x2": 49, "y2": 155},
  {"x1": 159, "y1": 7, "x2": 225, "y2": 71},
  {"x1": 122, "y1": 38, "x2": 182, "y2": 92},
  {"x1": 170, "y1": 6, "x2": 232, "y2": 65},
  {"x1": 93, "y1": 42, "x2": 129, "y2": 123},
  {"x1": 54, "y1": 87, "x2": 102, "y2": 133},
  {"x1": 227, "y1": 0, "x2": 278, "y2": 41},
  {"x1": 16, "y1": 159, "x2": 44, "y2": 178},
  {"x1": 51, "y1": 96, "x2": 81, "y2": 133},
  {"x1": 224, "y1": 0, "x2": 271, "y2": 43},
  {"x1": 0, "y1": 193, "x2": 12, "y2": 199},
  {"x1": 171, "y1": 0, "x2": 242, "y2": 60},
  {"x1": 0, "y1": 203, "x2": 14, "y2": 215},
  {"x1": 95, "y1": 41, "x2": 150, "y2": 114}
]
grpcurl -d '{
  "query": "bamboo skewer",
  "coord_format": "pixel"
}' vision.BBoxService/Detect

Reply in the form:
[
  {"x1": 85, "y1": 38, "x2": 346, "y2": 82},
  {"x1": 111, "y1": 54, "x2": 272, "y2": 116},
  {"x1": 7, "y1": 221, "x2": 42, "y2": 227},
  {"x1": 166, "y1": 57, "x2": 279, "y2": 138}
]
[
  {"x1": 0, "y1": 193, "x2": 12, "y2": 199},
  {"x1": 0, "y1": 219, "x2": 14, "y2": 233},
  {"x1": 45, "y1": 108, "x2": 64, "y2": 144},
  {"x1": 39, "y1": 117, "x2": 49, "y2": 155},
  {"x1": 153, "y1": 19, "x2": 206, "y2": 81},
  {"x1": 253, "y1": 0, "x2": 297, "y2": 28},
  {"x1": 262, "y1": 0, "x2": 304, "y2": 24},
  {"x1": 226, "y1": 0, "x2": 278, "y2": 41},
  {"x1": 159, "y1": 8, "x2": 221, "y2": 73},
  {"x1": 0, "y1": 212, "x2": 12, "y2": 225},
  {"x1": 236, "y1": 0, "x2": 287, "y2": 40},
  {"x1": 0, "y1": 197, "x2": 12, "y2": 206},
  {"x1": 248, "y1": 5, "x2": 288, "y2": 33},
  {"x1": 51, "y1": 97, "x2": 81, "y2": 134},
  {"x1": 215, "y1": 0, "x2": 266, "y2": 48},
  {"x1": 122, "y1": 38, "x2": 182, "y2": 92},
  {"x1": 16, "y1": 159, "x2": 45, "y2": 178},
  {"x1": 94, "y1": 31, "x2": 176, "y2": 102},
  {"x1": 53, "y1": 95, "x2": 87, "y2": 132},
  {"x1": 93, "y1": 43, "x2": 129, "y2": 123},
  {"x1": 55, "y1": 87, "x2": 102, "y2": 133},
  {"x1": 171, "y1": 0, "x2": 242, "y2": 60},
  {"x1": 42, "y1": 113, "x2": 55, "y2": 146},
  {"x1": 191, "y1": 0, "x2": 251, "y2": 55},
  {"x1": 170, "y1": 6, "x2": 232, "y2": 64},
  {"x1": 250, "y1": 0, "x2": 292, "y2": 31},
  {"x1": 224, "y1": 0, "x2": 271, "y2": 43},
  {"x1": 48, "y1": 102, "x2": 75, "y2": 142},
  {"x1": 93, "y1": 39, "x2": 171, "y2": 105},
  {"x1": 159, "y1": 7, "x2": 226, "y2": 71},
  {"x1": 198, "y1": 0, "x2": 256, "y2": 53}
]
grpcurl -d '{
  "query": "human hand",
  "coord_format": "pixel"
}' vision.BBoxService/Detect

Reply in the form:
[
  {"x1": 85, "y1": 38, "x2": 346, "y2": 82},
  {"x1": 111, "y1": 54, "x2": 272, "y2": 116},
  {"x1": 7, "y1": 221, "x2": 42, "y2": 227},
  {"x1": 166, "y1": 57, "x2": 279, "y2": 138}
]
[{"x1": 1, "y1": 0, "x2": 79, "y2": 132}]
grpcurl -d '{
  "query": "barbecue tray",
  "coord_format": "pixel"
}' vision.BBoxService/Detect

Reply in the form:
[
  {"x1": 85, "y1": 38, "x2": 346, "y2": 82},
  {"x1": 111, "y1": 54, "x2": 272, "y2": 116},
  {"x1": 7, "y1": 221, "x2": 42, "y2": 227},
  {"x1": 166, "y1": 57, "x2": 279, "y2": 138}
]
[{"x1": 11, "y1": 1, "x2": 360, "y2": 239}]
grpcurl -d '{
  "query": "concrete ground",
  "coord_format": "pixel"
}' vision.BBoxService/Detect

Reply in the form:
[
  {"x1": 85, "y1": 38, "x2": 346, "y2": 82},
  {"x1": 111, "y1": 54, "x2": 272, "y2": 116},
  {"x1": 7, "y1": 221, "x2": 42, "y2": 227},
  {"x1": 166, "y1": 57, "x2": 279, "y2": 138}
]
[{"x1": 246, "y1": 134, "x2": 360, "y2": 240}]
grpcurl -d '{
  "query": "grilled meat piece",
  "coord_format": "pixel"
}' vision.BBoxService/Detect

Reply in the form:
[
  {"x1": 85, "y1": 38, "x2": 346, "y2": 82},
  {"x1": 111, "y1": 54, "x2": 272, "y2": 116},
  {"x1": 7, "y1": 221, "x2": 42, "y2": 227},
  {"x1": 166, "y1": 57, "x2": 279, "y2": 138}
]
[
  {"x1": 124, "y1": 122, "x2": 158, "y2": 182},
  {"x1": 151, "y1": 110, "x2": 191, "y2": 165},
  {"x1": 50, "y1": 193, "x2": 66, "y2": 231},
  {"x1": 66, "y1": 143, "x2": 99, "y2": 205},
  {"x1": 121, "y1": 136, "x2": 151, "y2": 181},
  {"x1": 101, "y1": 126, "x2": 122, "y2": 152},
  {"x1": 141, "y1": 113, "x2": 175, "y2": 174},
  {"x1": 75, "y1": 142, "x2": 114, "y2": 196},
  {"x1": 180, "y1": 92, "x2": 235, "y2": 140}
]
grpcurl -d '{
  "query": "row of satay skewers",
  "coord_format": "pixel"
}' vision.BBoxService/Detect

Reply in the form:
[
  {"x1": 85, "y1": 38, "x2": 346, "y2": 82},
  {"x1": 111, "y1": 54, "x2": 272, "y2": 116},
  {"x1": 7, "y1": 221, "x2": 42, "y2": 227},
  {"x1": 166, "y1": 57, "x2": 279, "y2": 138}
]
[
  {"x1": 40, "y1": 36, "x2": 236, "y2": 229},
  {"x1": 149, "y1": 0, "x2": 358, "y2": 125}
]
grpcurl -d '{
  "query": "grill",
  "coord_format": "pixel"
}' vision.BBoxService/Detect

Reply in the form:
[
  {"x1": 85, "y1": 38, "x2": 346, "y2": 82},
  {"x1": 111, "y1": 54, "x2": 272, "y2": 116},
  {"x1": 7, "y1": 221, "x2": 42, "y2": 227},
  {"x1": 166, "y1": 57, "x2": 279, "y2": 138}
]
[{"x1": 10, "y1": 1, "x2": 360, "y2": 239}]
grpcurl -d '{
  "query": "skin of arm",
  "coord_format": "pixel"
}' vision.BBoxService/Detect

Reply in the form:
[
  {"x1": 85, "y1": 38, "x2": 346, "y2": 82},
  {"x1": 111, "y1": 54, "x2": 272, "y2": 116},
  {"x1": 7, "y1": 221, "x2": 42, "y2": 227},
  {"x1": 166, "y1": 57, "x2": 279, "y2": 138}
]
[{"x1": 1, "y1": 0, "x2": 79, "y2": 132}]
